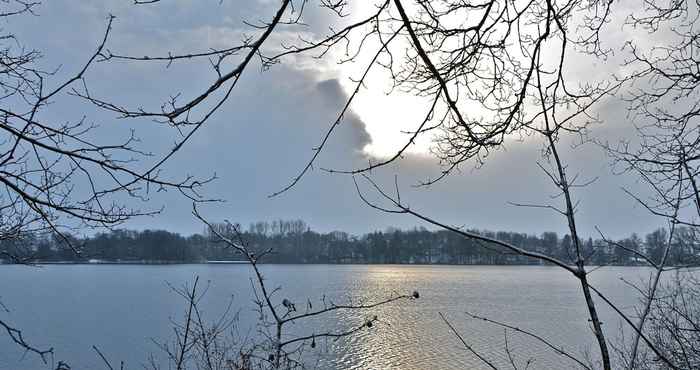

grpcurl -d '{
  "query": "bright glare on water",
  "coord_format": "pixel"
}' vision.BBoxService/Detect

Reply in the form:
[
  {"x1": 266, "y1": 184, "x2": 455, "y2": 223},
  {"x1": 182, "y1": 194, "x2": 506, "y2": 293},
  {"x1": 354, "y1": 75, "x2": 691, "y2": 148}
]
[{"x1": 0, "y1": 264, "x2": 655, "y2": 369}]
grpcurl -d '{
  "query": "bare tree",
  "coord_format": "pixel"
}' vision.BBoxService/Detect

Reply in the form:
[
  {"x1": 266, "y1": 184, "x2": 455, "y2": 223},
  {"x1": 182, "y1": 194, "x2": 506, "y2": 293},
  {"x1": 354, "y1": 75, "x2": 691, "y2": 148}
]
[
  {"x1": 191, "y1": 205, "x2": 419, "y2": 369},
  {"x1": 636, "y1": 271, "x2": 700, "y2": 370},
  {"x1": 253, "y1": 0, "x2": 700, "y2": 369},
  {"x1": 3, "y1": 0, "x2": 699, "y2": 369},
  {"x1": 0, "y1": 8, "x2": 205, "y2": 258},
  {"x1": 0, "y1": 0, "x2": 319, "y2": 365},
  {"x1": 592, "y1": 1, "x2": 700, "y2": 367},
  {"x1": 259, "y1": 0, "x2": 626, "y2": 368}
]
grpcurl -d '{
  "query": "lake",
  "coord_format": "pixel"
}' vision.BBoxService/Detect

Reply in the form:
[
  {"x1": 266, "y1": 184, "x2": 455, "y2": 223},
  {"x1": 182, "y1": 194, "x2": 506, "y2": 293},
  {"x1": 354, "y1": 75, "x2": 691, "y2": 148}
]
[{"x1": 0, "y1": 264, "x2": 654, "y2": 369}]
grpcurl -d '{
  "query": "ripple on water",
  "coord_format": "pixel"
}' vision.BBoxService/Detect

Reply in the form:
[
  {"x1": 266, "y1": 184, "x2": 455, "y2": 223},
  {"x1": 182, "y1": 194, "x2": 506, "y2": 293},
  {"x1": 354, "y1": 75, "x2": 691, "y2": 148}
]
[{"x1": 0, "y1": 264, "x2": 658, "y2": 369}]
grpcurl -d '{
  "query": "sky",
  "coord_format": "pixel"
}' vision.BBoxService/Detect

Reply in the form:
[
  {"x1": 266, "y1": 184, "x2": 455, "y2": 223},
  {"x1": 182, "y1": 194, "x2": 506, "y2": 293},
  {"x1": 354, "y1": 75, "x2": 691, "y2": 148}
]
[{"x1": 6, "y1": 0, "x2": 672, "y2": 239}]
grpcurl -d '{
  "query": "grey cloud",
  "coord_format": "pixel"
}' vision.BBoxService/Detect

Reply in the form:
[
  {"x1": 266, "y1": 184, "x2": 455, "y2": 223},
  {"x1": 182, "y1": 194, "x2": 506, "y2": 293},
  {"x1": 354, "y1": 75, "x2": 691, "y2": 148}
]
[
  {"x1": 316, "y1": 79, "x2": 346, "y2": 103},
  {"x1": 315, "y1": 79, "x2": 372, "y2": 152}
]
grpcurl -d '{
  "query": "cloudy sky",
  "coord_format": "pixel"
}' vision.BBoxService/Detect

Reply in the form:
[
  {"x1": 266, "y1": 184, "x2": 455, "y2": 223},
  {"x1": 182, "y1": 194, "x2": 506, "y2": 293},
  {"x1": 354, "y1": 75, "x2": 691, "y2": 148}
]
[{"x1": 8, "y1": 0, "x2": 669, "y2": 238}]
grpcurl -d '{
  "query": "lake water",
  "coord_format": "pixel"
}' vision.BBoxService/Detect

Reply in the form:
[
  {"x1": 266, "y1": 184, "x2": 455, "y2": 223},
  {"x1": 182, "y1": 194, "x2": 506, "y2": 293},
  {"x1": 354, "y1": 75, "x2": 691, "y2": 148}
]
[{"x1": 0, "y1": 264, "x2": 655, "y2": 369}]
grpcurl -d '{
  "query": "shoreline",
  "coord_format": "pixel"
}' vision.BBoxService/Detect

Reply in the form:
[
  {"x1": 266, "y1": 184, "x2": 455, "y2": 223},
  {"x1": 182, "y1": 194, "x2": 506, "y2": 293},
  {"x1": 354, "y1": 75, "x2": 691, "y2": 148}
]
[{"x1": 0, "y1": 260, "x2": 651, "y2": 267}]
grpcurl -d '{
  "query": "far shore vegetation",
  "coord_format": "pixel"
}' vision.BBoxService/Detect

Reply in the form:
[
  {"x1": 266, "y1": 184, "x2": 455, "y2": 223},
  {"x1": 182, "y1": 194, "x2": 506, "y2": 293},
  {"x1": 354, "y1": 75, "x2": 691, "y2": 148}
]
[{"x1": 3, "y1": 220, "x2": 697, "y2": 266}]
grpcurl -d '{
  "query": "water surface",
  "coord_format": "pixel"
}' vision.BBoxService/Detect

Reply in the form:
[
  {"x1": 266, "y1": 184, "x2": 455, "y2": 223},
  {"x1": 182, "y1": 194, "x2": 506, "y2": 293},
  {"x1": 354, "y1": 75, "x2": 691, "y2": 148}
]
[{"x1": 0, "y1": 264, "x2": 652, "y2": 369}]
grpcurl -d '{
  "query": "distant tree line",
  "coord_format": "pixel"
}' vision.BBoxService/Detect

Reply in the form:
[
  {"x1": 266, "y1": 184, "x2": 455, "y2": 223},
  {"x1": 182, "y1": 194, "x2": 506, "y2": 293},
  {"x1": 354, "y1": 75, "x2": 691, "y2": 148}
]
[{"x1": 1, "y1": 219, "x2": 698, "y2": 266}]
